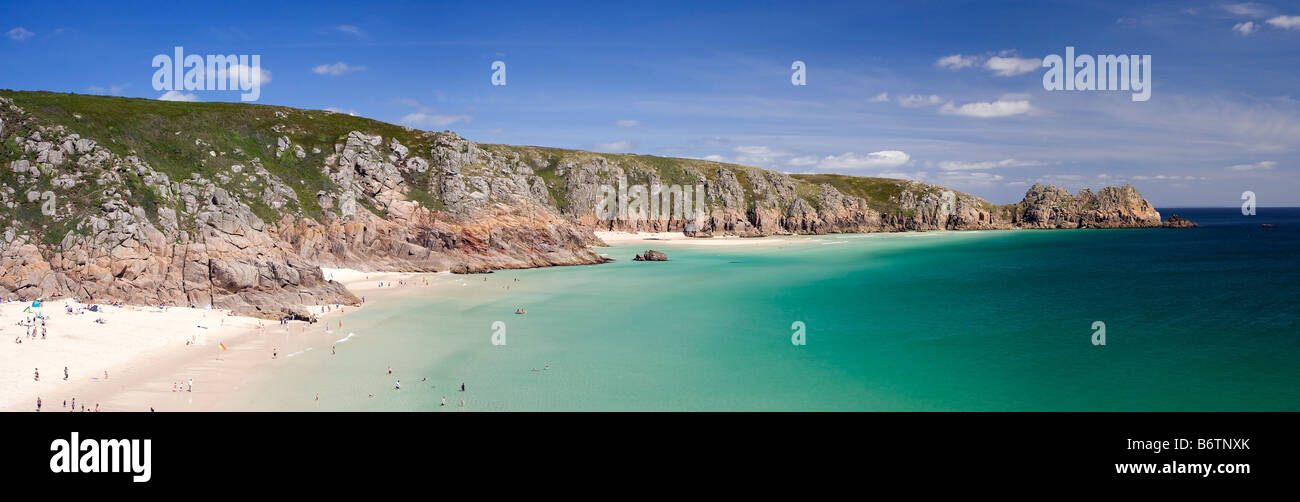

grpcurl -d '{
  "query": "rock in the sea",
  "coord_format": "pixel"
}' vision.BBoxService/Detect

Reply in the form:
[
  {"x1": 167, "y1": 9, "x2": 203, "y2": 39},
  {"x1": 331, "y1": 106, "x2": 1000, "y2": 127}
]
[
  {"x1": 1162, "y1": 214, "x2": 1198, "y2": 228},
  {"x1": 633, "y1": 249, "x2": 668, "y2": 261}
]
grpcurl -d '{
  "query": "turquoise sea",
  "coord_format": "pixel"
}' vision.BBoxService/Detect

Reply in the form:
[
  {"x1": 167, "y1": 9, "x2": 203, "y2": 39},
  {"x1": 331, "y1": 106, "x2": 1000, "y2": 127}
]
[{"x1": 235, "y1": 208, "x2": 1300, "y2": 411}]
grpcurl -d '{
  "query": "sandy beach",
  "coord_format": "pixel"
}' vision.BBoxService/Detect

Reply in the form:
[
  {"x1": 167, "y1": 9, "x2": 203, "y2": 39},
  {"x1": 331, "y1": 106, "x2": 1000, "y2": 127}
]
[
  {"x1": 594, "y1": 230, "x2": 813, "y2": 247},
  {"x1": 0, "y1": 269, "x2": 441, "y2": 412}
]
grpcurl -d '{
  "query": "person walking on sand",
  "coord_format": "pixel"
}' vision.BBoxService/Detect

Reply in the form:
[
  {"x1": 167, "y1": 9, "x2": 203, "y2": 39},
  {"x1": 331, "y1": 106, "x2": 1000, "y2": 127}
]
[
  {"x1": 331, "y1": 345, "x2": 336, "y2": 355},
  {"x1": 34, "y1": 368, "x2": 39, "y2": 381},
  {"x1": 395, "y1": 380, "x2": 401, "y2": 390},
  {"x1": 64, "y1": 366, "x2": 68, "y2": 381},
  {"x1": 188, "y1": 378, "x2": 193, "y2": 393},
  {"x1": 315, "y1": 392, "x2": 320, "y2": 401},
  {"x1": 441, "y1": 396, "x2": 446, "y2": 406},
  {"x1": 36, "y1": 397, "x2": 41, "y2": 412},
  {"x1": 460, "y1": 382, "x2": 465, "y2": 392},
  {"x1": 387, "y1": 366, "x2": 392, "y2": 375}
]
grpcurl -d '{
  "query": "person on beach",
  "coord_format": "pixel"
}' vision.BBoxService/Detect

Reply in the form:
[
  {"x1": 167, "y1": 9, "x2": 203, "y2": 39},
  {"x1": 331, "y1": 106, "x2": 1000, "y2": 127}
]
[
  {"x1": 315, "y1": 392, "x2": 319, "y2": 401},
  {"x1": 104, "y1": 370, "x2": 108, "y2": 380},
  {"x1": 460, "y1": 382, "x2": 465, "y2": 392},
  {"x1": 395, "y1": 380, "x2": 401, "y2": 390},
  {"x1": 441, "y1": 396, "x2": 446, "y2": 406},
  {"x1": 189, "y1": 378, "x2": 193, "y2": 393},
  {"x1": 34, "y1": 368, "x2": 39, "y2": 381},
  {"x1": 331, "y1": 345, "x2": 336, "y2": 355},
  {"x1": 387, "y1": 366, "x2": 392, "y2": 375},
  {"x1": 459, "y1": 398, "x2": 465, "y2": 407},
  {"x1": 64, "y1": 366, "x2": 68, "y2": 380},
  {"x1": 272, "y1": 348, "x2": 277, "y2": 359},
  {"x1": 36, "y1": 397, "x2": 41, "y2": 412}
]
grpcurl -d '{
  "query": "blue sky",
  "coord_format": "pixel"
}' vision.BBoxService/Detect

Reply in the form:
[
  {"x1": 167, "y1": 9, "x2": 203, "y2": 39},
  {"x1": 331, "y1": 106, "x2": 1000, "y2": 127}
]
[{"x1": 2, "y1": 0, "x2": 1299, "y2": 206}]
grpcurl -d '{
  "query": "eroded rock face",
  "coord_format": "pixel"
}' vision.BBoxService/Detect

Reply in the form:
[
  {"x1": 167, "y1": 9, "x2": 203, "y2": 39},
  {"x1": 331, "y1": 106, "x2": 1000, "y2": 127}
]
[{"x1": 1013, "y1": 184, "x2": 1162, "y2": 229}]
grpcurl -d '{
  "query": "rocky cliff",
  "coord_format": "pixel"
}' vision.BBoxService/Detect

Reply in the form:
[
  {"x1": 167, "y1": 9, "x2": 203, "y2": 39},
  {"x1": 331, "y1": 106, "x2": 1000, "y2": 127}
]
[{"x1": 0, "y1": 91, "x2": 1181, "y2": 317}]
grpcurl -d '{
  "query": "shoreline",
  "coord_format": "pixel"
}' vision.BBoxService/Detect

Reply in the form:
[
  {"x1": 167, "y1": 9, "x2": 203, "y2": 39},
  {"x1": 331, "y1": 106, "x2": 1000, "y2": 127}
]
[
  {"x1": 0, "y1": 269, "x2": 442, "y2": 412},
  {"x1": 594, "y1": 230, "x2": 818, "y2": 247}
]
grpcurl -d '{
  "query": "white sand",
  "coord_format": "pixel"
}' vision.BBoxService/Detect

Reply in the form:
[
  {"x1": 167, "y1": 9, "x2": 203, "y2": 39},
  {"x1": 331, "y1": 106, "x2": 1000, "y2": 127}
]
[
  {"x1": 594, "y1": 231, "x2": 812, "y2": 247},
  {"x1": 0, "y1": 268, "x2": 437, "y2": 412}
]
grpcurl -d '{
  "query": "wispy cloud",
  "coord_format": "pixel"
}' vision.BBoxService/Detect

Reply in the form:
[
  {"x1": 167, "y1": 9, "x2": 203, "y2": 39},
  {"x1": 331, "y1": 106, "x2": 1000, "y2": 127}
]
[
  {"x1": 336, "y1": 25, "x2": 366, "y2": 38},
  {"x1": 312, "y1": 62, "x2": 367, "y2": 76},
  {"x1": 984, "y1": 56, "x2": 1041, "y2": 76},
  {"x1": 939, "y1": 98, "x2": 1033, "y2": 118},
  {"x1": 935, "y1": 158, "x2": 1045, "y2": 170},
  {"x1": 1222, "y1": 3, "x2": 1270, "y2": 18},
  {"x1": 5, "y1": 27, "x2": 34, "y2": 41},
  {"x1": 1233, "y1": 21, "x2": 1258, "y2": 35},
  {"x1": 868, "y1": 92, "x2": 890, "y2": 103},
  {"x1": 936, "y1": 54, "x2": 977, "y2": 70},
  {"x1": 159, "y1": 90, "x2": 198, "y2": 102},
  {"x1": 1227, "y1": 160, "x2": 1277, "y2": 171},
  {"x1": 592, "y1": 140, "x2": 636, "y2": 152},
  {"x1": 898, "y1": 94, "x2": 944, "y2": 108},
  {"x1": 1266, "y1": 15, "x2": 1300, "y2": 29},
  {"x1": 802, "y1": 150, "x2": 911, "y2": 170},
  {"x1": 397, "y1": 98, "x2": 472, "y2": 129},
  {"x1": 87, "y1": 83, "x2": 130, "y2": 96}
]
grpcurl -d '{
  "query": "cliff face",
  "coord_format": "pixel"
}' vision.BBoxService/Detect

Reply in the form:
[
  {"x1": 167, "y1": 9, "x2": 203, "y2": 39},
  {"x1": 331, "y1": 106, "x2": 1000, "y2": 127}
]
[
  {"x1": 1012, "y1": 184, "x2": 1162, "y2": 229},
  {"x1": 0, "y1": 91, "x2": 1177, "y2": 317}
]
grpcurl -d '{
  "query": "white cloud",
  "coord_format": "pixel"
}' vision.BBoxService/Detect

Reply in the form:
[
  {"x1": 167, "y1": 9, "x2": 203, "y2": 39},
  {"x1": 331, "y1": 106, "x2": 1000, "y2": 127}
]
[
  {"x1": 787, "y1": 155, "x2": 820, "y2": 167},
  {"x1": 939, "y1": 99, "x2": 1033, "y2": 118},
  {"x1": 312, "y1": 62, "x2": 366, "y2": 76},
  {"x1": 940, "y1": 171, "x2": 1005, "y2": 184},
  {"x1": 898, "y1": 94, "x2": 944, "y2": 108},
  {"x1": 88, "y1": 83, "x2": 130, "y2": 95},
  {"x1": 213, "y1": 64, "x2": 271, "y2": 86},
  {"x1": 1223, "y1": 3, "x2": 1270, "y2": 17},
  {"x1": 732, "y1": 145, "x2": 792, "y2": 166},
  {"x1": 936, "y1": 159, "x2": 1045, "y2": 170},
  {"x1": 593, "y1": 140, "x2": 636, "y2": 152},
  {"x1": 5, "y1": 27, "x2": 34, "y2": 41},
  {"x1": 159, "y1": 90, "x2": 199, "y2": 102},
  {"x1": 1131, "y1": 175, "x2": 1207, "y2": 181},
  {"x1": 1227, "y1": 160, "x2": 1277, "y2": 171},
  {"x1": 984, "y1": 56, "x2": 1041, "y2": 76},
  {"x1": 702, "y1": 154, "x2": 725, "y2": 162},
  {"x1": 868, "y1": 92, "x2": 889, "y2": 103},
  {"x1": 397, "y1": 98, "x2": 472, "y2": 129},
  {"x1": 936, "y1": 54, "x2": 977, "y2": 70},
  {"x1": 337, "y1": 25, "x2": 366, "y2": 38},
  {"x1": 1266, "y1": 15, "x2": 1300, "y2": 29},
  {"x1": 401, "y1": 112, "x2": 472, "y2": 128},
  {"x1": 614, "y1": 119, "x2": 640, "y2": 127},
  {"x1": 813, "y1": 150, "x2": 911, "y2": 170},
  {"x1": 1233, "y1": 21, "x2": 1258, "y2": 35}
]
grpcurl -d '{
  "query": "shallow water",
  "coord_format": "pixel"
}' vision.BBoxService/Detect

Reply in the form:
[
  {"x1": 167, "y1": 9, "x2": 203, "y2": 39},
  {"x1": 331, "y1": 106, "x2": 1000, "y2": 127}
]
[{"x1": 234, "y1": 208, "x2": 1300, "y2": 411}]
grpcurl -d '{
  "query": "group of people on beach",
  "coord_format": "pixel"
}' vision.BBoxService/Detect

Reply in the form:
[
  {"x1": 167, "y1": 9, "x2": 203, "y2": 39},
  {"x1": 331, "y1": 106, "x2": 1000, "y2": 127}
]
[
  {"x1": 13, "y1": 312, "x2": 48, "y2": 344},
  {"x1": 35, "y1": 396, "x2": 101, "y2": 412}
]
